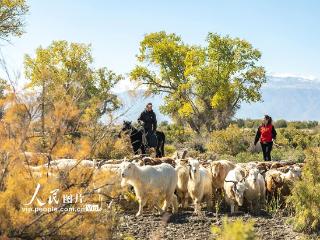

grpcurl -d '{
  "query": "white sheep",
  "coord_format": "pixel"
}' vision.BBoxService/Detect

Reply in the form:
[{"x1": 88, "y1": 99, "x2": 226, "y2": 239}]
[
  {"x1": 27, "y1": 159, "x2": 96, "y2": 178},
  {"x1": 224, "y1": 167, "x2": 246, "y2": 213},
  {"x1": 121, "y1": 162, "x2": 178, "y2": 216},
  {"x1": 187, "y1": 159, "x2": 213, "y2": 214},
  {"x1": 244, "y1": 168, "x2": 266, "y2": 212},
  {"x1": 45, "y1": 159, "x2": 96, "y2": 169},
  {"x1": 207, "y1": 160, "x2": 236, "y2": 206},
  {"x1": 175, "y1": 159, "x2": 189, "y2": 208},
  {"x1": 282, "y1": 165, "x2": 302, "y2": 182}
]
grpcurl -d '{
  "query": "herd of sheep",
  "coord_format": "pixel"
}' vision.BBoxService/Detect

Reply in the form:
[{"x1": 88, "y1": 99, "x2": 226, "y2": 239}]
[{"x1": 26, "y1": 152, "x2": 303, "y2": 217}]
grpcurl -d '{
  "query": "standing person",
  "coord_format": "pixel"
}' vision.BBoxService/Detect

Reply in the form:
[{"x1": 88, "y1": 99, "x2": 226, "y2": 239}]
[
  {"x1": 254, "y1": 115, "x2": 277, "y2": 161},
  {"x1": 138, "y1": 103, "x2": 157, "y2": 147}
]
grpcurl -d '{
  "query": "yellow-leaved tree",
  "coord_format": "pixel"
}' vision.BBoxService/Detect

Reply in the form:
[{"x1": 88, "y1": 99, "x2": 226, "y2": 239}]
[{"x1": 0, "y1": 41, "x2": 128, "y2": 239}]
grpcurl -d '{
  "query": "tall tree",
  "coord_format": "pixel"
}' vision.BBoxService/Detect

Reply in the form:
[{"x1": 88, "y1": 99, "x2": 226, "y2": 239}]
[
  {"x1": 24, "y1": 41, "x2": 122, "y2": 150},
  {"x1": 0, "y1": 0, "x2": 28, "y2": 119},
  {"x1": 0, "y1": 0, "x2": 28, "y2": 42},
  {"x1": 130, "y1": 32, "x2": 266, "y2": 133}
]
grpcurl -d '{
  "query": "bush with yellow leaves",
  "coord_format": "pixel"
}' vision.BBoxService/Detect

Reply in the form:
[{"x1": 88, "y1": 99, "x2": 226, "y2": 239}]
[
  {"x1": 0, "y1": 153, "x2": 120, "y2": 239},
  {"x1": 287, "y1": 147, "x2": 320, "y2": 234},
  {"x1": 207, "y1": 124, "x2": 253, "y2": 156},
  {"x1": 211, "y1": 217, "x2": 257, "y2": 240},
  {"x1": 0, "y1": 77, "x2": 124, "y2": 239}
]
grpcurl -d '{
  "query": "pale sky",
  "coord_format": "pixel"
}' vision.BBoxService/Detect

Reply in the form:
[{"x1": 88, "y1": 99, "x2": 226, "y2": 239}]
[{"x1": 1, "y1": 0, "x2": 319, "y2": 92}]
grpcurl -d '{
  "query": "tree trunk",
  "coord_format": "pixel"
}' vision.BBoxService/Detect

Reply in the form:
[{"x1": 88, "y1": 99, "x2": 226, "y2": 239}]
[
  {"x1": 41, "y1": 80, "x2": 46, "y2": 152},
  {"x1": 187, "y1": 119, "x2": 201, "y2": 134}
]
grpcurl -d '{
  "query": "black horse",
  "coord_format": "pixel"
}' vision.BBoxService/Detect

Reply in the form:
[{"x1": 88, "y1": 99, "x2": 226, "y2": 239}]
[{"x1": 119, "y1": 121, "x2": 165, "y2": 157}]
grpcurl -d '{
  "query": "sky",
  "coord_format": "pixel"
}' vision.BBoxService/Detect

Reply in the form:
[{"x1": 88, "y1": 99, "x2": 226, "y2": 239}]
[{"x1": 1, "y1": 0, "x2": 320, "y2": 92}]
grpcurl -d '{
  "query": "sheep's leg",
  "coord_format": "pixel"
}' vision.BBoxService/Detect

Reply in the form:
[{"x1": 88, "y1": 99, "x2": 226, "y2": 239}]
[
  {"x1": 212, "y1": 190, "x2": 217, "y2": 210},
  {"x1": 213, "y1": 188, "x2": 223, "y2": 212},
  {"x1": 194, "y1": 198, "x2": 201, "y2": 215},
  {"x1": 206, "y1": 194, "x2": 213, "y2": 210},
  {"x1": 230, "y1": 204, "x2": 235, "y2": 214},
  {"x1": 162, "y1": 199, "x2": 169, "y2": 212},
  {"x1": 162, "y1": 193, "x2": 176, "y2": 213},
  {"x1": 176, "y1": 191, "x2": 183, "y2": 208},
  {"x1": 154, "y1": 203, "x2": 164, "y2": 215},
  {"x1": 214, "y1": 188, "x2": 219, "y2": 199},
  {"x1": 250, "y1": 201, "x2": 254, "y2": 213},
  {"x1": 255, "y1": 201, "x2": 260, "y2": 214},
  {"x1": 260, "y1": 193, "x2": 266, "y2": 210},
  {"x1": 98, "y1": 192, "x2": 102, "y2": 204},
  {"x1": 182, "y1": 192, "x2": 189, "y2": 209},
  {"x1": 136, "y1": 198, "x2": 146, "y2": 217},
  {"x1": 98, "y1": 191, "x2": 105, "y2": 208},
  {"x1": 171, "y1": 194, "x2": 178, "y2": 214},
  {"x1": 234, "y1": 204, "x2": 239, "y2": 213}
]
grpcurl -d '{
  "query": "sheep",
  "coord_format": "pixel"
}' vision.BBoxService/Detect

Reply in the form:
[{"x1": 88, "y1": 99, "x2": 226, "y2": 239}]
[
  {"x1": 265, "y1": 166, "x2": 301, "y2": 203},
  {"x1": 187, "y1": 159, "x2": 213, "y2": 214},
  {"x1": 207, "y1": 160, "x2": 236, "y2": 205},
  {"x1": 282, "y1": 165, "x2": 302, "y2": 181},
  {"x1": 265, "y1": 169, "x2": 285, "y2": 200},
  {"x1": 224, "y1": 167, "x2": 246, "y2": 213},
  {"x1": 278, "y1": 165, "x2": 302, "y2": 197},
  {"x1": 46, "y1": 159, "x2": 96, "y2": 169},
  {"x1": 208, "y1": 160, "x2": 236, "y2": 191},
  {"x1": 244, "y1": 168, "x2": 266, "y2": 213},
  {"x1": 171, "y1": 149, "x2": 188, "y2": 160},
  {"x1": 27, "y1": 159, "x2": 96, "y2": 178},
  {"x1": 120, "y1": 162, "x2": 178, "y2": 216},
  {"x1": 175, "y1": 159, "x2": 189, "y2": 208},
  {"x1": 139, "y1": 156, "x2": 176, "y2": 167}
]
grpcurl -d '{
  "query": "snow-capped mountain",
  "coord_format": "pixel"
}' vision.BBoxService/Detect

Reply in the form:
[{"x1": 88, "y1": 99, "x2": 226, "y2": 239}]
[{"x1": 116, "y1": 76, "x2": 320, "y2": 122}]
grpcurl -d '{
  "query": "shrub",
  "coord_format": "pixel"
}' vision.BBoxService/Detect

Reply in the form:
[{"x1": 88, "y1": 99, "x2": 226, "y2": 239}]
[
  {"x1": 217, "y1": 154, "x2": 236, "y2": 161},
  {"x1": 287, "y1": 121, "x2": 318, "y2": 129},
  {"x1": 287, "y1": 148, "x2": 320, "y2": 233},
  {"x1": 164, "y1": 144, "x2": 176, "y2": 156},
  {"x1": 270, "y1": 147, "x2": 286, "y2": 161},
  {"x1": 0, "y1": 155, "x2": 120, "y2": 239},
  {"x1": 243, "y1": 119, "x2": 261, "y2": 129},
  {"x1": 235, "y1": 152, "x2": 261, "y2": 163},
  {"x1": 277, "y1": 128, "x2": 313, "y2": 150},
  {"x1": 285, "y1": 149, "x2": 306, "y2": 163},
  {"x1": 207, "y1": 125, "x2": 252, "y2": 156},
  {"x1": 234, "y1": 118, "x2": 245, "y2": 128},
  {"x1": 94, "y1": 135, "x2": 133, "y2": 159},
  {"x1": 274, "y1": 119, "x2": 287, "y2": 128},
  {"x1": 159, "y1": 123, "x2": 192, "y2": 144},
  {"x1": 211, "y1": 217, "x2": 257, "y2": 240}
]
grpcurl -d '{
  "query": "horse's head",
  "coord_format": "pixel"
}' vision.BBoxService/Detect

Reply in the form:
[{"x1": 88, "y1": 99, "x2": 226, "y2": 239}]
[
  {"x1": 122, "y1": 120, "x2": 132, "y2": 132},
  {"x1": 118, "y1": 121, "x2": 133, "y2": 138}
]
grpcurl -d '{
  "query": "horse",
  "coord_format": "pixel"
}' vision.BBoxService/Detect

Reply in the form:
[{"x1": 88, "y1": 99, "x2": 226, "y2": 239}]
[{"x1": 119, "y1": 121, "x2": 166, "y2": 157}]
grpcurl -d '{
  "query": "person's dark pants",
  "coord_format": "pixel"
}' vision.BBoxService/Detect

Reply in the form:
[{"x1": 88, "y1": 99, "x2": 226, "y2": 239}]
[
  {"x1": 144, "y1": 128, "x2": 153, "y2": 146},
  {"x1": 260, "y1": 142, "x2": 273, "y2": 161}
]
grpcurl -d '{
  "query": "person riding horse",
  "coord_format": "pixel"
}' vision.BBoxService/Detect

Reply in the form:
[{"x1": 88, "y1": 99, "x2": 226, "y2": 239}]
[
  {"x1": 119, "y1": 103, "x2": 165, "y2": 157},
  {"x1": 138, "y1": 103, "x2": 157, "y2": 147}
]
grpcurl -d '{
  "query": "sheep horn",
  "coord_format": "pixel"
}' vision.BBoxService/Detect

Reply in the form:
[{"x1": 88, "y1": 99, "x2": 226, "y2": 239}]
[
  {"x1": 224, "y1": 180, "x2": 237, "y2": 183},
  {"x1": 189, "y1": 169, "x2": 193, "y2": 180},
  {"x1": 240, "y1": 176, "x2": 247, "y2": 182},
  {"x1": 260, "y1": 169, "x2": 267, "y2": 174}
]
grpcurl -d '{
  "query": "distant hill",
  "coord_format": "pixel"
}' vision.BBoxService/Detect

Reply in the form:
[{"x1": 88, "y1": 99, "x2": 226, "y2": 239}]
[
  {"x1": 237, "y1": 76, "x2": 320, "y2": 120},
  {"x1": 116, "y1": 76, "x2": 320, "y2": 122}
]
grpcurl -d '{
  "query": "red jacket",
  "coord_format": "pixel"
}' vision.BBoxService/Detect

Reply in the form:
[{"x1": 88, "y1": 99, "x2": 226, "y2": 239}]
[{"x1": 254, "y1": 124, "x2": 277, "y2": 144}]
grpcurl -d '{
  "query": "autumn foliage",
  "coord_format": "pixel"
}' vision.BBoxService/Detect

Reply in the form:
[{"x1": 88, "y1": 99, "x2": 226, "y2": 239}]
[{"x1": 0, "y1": 41, "x2": 128, "y2": 239}]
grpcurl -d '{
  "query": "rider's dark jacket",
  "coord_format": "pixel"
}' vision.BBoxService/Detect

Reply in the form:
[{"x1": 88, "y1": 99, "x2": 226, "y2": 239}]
[{"x1": 138, "y1": 109, "x2": 157, "y2": 132}]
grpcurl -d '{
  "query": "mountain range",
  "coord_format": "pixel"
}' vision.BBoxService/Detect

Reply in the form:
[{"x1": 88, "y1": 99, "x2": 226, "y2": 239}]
[{"x1": 116, "y1": 76, "x2": 320, "y2": 123}]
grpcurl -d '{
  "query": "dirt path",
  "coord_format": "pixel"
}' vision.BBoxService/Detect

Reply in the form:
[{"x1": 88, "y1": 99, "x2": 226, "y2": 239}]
[{"x1": 117, "y1": 210, "x2": 305, "y2": 240}]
